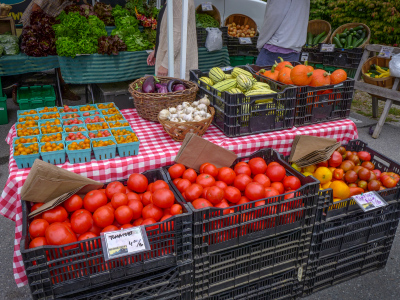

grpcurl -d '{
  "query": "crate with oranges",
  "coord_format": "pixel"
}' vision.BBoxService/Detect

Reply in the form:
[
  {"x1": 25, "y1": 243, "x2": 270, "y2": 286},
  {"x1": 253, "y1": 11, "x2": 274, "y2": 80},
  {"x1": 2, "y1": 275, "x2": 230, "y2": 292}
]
[
  {"x1": 66, "y1": 139, "x2": 92, "y2": 164},
  {"x1": 16, "y1": 121, "x2": 39, "y2": 129},
  {"x1": 104, "y1": 113, "x2": 125, "y2": 122},
  {"x1": 38, "y1": 107, "x2": 58, "y2": 113},
  {"x1": 100, "y1": 107, "x2": 120, "y2": 115},
  {"x1": 40, "y1": 124, "x2": 63, "y2": 135},
  {"x1": 115, "y1": 133, "x2": 140, "y2": 157},
  {"x1": 97, "y1": 102, "x2": 115, "y2": 109},
  {"x1": 91, "y1": 137, "x2": 117, "y2": 161},
  {"x1": 64, "y1": 125, "x2": 87, "y2": 133},
  {"x1": 18, "y1": 115, "x2": 39, "y2": 122},
  {"x1": 39, "y1": 119, "x2": 62, "y2": 127},
  {"x1": 86, "y1": 122, "x2": 109, "y2": 131},
  {"x1": 17, "y1": 127, "x2": 40, "y2": 137},
  {"x1": 40, "y1": 112, "x2": 60, "y2": 120},
  {"x1": 79, "y1": 104, "x2": 97, "y2": 112},
  {"x1": 17, "y1": 109, "x2": 37, "y2": 116},
  {"x1": 13, "y1": 143, "x2": 40, "y2": 169},
  {"x1": 13, "y1": 136, "x2": 39, "y2": 145},
  {"x1": 39, "y1": 142, "x2": 66, "y2": 165},
  {"x1": 40, "y1": 133, "x2": 63, "y2": 143},
  {"x1": 108, "y1": 121, "x2": 129, "y2": 128},
  {"x1": 111, "y1": 127, "x2": 134, "y2": 136}
]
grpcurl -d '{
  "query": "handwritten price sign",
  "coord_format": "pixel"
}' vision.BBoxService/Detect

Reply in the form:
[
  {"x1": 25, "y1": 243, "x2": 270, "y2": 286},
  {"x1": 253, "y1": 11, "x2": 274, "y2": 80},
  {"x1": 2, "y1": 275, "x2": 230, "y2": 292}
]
[
  {"x1": 352, "y1": 191, "x2": 388, "y2": 212},
  {"x1": 101, "y1": 227, "x2": 150, "y2": 261}
]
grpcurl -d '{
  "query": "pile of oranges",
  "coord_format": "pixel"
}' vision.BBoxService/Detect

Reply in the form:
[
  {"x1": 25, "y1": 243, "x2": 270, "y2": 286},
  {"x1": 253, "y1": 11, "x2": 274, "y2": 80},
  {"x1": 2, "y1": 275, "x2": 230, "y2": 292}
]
[
  {"x1": 109, "y1": 121, "x2": 129, "y2": 128},
  {"x1": 115, "y1": 134, "x2": 138, "y2": 144},
  {"x1": 19, "y1": 110, "x2": 36, "y2": 115},
  {"x1": 16, "y1": 121, "x2": 38, "y2": 129},
  {"x1": 17, "y1": 128, "x2": 40, "y2": 137},
  {"x1": 105, "y1": 114, "x2": 124, "y2": 122},
  {"x1": 41, "y1": 113, "x2": 60, "y2": 119},
  {"x1": 39, "y1": 107, "x2": 58, "y2": 113},
  {"x1": 111, "y1": 128, "x2": 133, "y2": 136},
  {"x1": 14, "y1": 137, "x2": 38, "y2": 144},
  {"x1": 40, "y1": 119, "x2": 61, "y2": 126},
  {"x1": 97, "y1": 103, "x2": 114, "y2": 109},
  {"x1": 41, "y1": 125, "x2": 63, "y2": 134},
  {"x1": 101, "y1": 108, "x2": 119, "y2": 115},
  {"x1": 92, "y1": 140, "x2": 115, "y2": 148},
  {"x1": 40, "y1": 133, "x2": 63, "y2": 142},
  {"x1": 41, "y1": 142, "x2": 64, "y2": 152},
  {"x1": 87, "y1": 123, "x2": 109, "y2": 130},
  {"x1": 18, "y1": 115, "x2": 39, "y2": 122},
  {"x1": 14, "y1": 143, "x2": 39, "y2": 156},
  {"x1": 79, "y1": 105, "x2": 96, "y2": 111},
  {"x1": 68, "y1": 139, "x2": 91, "y2": 150},
  {"x1": 64, "y1": 126, "x2": 86, "y2": 133}
]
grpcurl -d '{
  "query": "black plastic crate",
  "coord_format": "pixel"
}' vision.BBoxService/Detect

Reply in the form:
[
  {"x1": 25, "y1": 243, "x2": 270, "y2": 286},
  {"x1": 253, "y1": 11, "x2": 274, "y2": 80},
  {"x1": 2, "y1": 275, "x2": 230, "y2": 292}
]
[
  {"x1": 190, "y1": 66, "x2": 297, "y2": 137},
  {"x1": 69, "y1": 261, "x2": 193, "y2": 300},
  {"x1": 249, "y1": 63, "x2": 355, "y2": 127},
  {"x1": 197, "y1": 27, "x2": 228, "y2": 48},
  {"x1": 322, "y1": 47, "x2": 364, "y2": 69},
  {"x1": 227, "y1": 35, "x2": 259, "y2": 57},
  {"x1": 163, "y1": 148, "x2": 319, "y2": 257},
  {"x1": 21, "y1": 168, "x2": 193, "y2": 300},
  {"x1": 206, "y1": 268, "x2": 301, "y2": 300},
  {"x1": 193, "y1": 228, "x2": 311, "y2": 299},
  {"x1": 302, "y1": 236, "x2": 394, "y2": 297},
  {"x1": 92, "y1": 81, "x2": 134, "y2": 110},
  {"x1": 300, "y1": 46, "x2": 323, "y2": 64}
]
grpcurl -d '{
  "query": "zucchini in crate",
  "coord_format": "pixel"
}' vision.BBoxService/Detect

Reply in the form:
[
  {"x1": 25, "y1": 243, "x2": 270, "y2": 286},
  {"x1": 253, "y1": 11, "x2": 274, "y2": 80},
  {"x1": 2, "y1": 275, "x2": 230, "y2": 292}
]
[
  {"x1": 209, "y1": 67, "x2": 226, "y2": 83},
  {"x1": 231, "y1": 67, "x2": 253, "y2": 79},
  {"x1": 213, "y1": 79, "x2": 237, "y2": 92},
  {"x1": 237, "y1": 74, "x2": 253, "y2": 91}
]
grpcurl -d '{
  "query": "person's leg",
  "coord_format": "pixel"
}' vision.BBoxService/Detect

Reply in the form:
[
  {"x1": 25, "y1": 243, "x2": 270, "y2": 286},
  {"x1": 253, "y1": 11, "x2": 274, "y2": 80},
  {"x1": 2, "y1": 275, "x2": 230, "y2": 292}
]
[
  {"x1": 57, "y1": 68, "x2": 81, "y2": 101},
  {"x1": 276, "y1": 52, "x2": 301, "y2": 63},
  {"x1": 255, "y1": 48, "x2": 282, "y2": 66}
]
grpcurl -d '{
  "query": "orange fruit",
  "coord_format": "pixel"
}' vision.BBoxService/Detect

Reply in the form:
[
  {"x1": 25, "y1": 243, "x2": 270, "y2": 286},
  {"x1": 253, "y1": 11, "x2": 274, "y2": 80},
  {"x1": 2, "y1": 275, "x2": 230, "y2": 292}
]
[
  {"x1": 314, "y1": 167, "x2": 332, "y2": 184},
  {"x1": 321, "y1": 181, "x2": 332, "y2": 189},
  {"x1": 330, "y1": 181, "x2": 350, "y2": 200}
]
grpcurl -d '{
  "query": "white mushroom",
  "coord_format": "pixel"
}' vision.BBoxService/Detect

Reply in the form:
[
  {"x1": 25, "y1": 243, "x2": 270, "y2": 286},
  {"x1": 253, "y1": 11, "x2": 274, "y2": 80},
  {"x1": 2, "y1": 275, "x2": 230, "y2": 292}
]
[{"x1": 205, "y1": 113, "x2": 212, "y2": 118}]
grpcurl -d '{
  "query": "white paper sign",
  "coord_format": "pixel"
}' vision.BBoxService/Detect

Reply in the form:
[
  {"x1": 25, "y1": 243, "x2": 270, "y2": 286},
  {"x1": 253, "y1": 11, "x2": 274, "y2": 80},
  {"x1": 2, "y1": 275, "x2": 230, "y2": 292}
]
[
  {"x1": 101, "y1": 226, "x2": 150, "y2": 261},
  {"x1": 300, "y1": 52, "x2": 309, "y2": 62},
  {"x1": 202, "y1": 2, "x2": 213, "y2": 11},
  {"x1": 352, "y1": 191, "x2": 388, "y2": 212},
  {"x1": 320, "y1": 44, "x2": 335, "y2": 52},
  {"x1": 239, "y1": 37, "x2": 252, "y2": 45},
  {"x1": 378, "y1": 46, "x2": 393, "y2": 58},
  {"x1": 221, "y1": 66, "x2": 234, "y2": 71}
]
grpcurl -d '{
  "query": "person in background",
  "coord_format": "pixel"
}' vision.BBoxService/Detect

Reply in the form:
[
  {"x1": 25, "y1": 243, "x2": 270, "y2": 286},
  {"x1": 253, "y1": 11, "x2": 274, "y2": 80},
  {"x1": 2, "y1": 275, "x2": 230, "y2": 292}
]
[
  {"x1": 147, "y1": 0, "x2": 198, "y2": 80},
  {"x1": 256, "y1": 0, "x2": 310, "y2": 66},
  {"x1": 20, "y1": 0, "x2": 85, "y2": 101}
]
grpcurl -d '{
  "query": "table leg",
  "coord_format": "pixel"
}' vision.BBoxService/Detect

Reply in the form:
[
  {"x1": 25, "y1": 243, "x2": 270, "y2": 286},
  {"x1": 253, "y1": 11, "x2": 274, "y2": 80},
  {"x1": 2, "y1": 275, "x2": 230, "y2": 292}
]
[
  {"x1": 55, "y1": 69, "x2": 63, "y2": 107},
  {"x1": 89, "y1": 84, "x2": 95, "y2": 104},
  {"x1": 372, "y1": 99, "x2": 392, "y2": 139},
  {"x1": 372, "y1": 97, "x2": 378, "y2": 118}
]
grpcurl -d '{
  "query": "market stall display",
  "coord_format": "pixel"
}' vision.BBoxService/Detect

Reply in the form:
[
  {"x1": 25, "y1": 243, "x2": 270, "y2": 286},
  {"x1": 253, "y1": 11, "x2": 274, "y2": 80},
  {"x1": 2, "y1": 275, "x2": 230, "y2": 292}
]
[
  {"x1": 303, "y1": 20, "x2": 331, "y2": 49},
  {"x1": 225, "y1": 14, "x2": 259, "y2": 57}
]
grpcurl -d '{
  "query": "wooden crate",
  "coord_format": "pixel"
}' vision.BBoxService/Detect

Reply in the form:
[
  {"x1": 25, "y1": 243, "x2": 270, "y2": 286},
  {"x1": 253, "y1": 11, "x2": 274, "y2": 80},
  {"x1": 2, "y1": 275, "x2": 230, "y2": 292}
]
[{"x1": 0, "y1": 17, "x2": 16, "y2": 36}]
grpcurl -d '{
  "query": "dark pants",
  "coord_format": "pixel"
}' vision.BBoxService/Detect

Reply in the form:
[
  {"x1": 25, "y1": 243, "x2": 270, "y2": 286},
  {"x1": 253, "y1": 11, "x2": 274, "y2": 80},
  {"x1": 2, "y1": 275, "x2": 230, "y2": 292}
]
[{"x1": 256, "y1": 48, "x2": 300, "y2": 67}]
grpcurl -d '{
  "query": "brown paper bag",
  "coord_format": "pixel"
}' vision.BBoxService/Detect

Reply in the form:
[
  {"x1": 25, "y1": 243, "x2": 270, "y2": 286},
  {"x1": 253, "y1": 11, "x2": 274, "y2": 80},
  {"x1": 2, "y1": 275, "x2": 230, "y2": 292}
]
[{"x1": 289, "y1": 135, "x2": 337, "y2": 162}]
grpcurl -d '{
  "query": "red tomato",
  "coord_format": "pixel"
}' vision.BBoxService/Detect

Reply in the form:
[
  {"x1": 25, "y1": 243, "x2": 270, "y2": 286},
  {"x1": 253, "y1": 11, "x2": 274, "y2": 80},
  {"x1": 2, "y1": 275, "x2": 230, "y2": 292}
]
[
  {"x1": 255, "y1": 201, "x2": 265, "y2": 207},
  {"x1": 147, "y1": 183, "x2": 154, "y2": 192},
  {"x1": 127, "y1": 192, "x2": 141, "y2": 202},
  {"x1": 133, "y1": 218, "x2": 143, "y2": 226},
  {"x1": 284, "y1": 190, "x2": 295, "y2": 200},
  {"x1": 42, "y1": 206, "x2": 68, "y2": 224},
  {"x1": 141, "y1": 218, "x2": 158, "y2": 230},
  {"x1": 78, "y1": 232, "x2": 97, "y2": 241},
  {"x1": 160, "y1": 215, "x2": 173, "y2": 222},
  {"x1": 245, "y1": 182, "x2": 266, "y2": 201},
  {"x1": 151, "y1": 180, "x2": 170, "y2": 192},
  {"x1": 266, "y1": 165, "x2": 286, "y2": 182},
  {"x1": 83, "y1": 190, "x2": 108, "y2": 212},
  {"x1": 215, "y1": 181, "x2": 228, "y2": 191},
  {"x1": 152, "y1": 189, "x2": 175, "y2": 208},
  {"x1": 29, "y1": 219, "x2": 49, "y2": 238},
  {"x1": 200, "y1": 163, "x2": 210, "y2": 173},
  {"x1": 237, "y1": 196, "x2": 250, "y2": 205},
  {"x1": 88, "y1": 223, "x2": 102, "y2": 236},
  {"x1": 128, "y1": 200, "x2": 143, "y2": 220},
  {"x1": 142, "y1": 191, "x2": 153, "y2": 206},
  {"x1": 172, "y1": 178, "x2": 181, "y2": 186},
  {"x1": 29, "y1": 237, "x2": 47, "y2": 249},
  {"x1": 185, "y1": 184, "x2": 204, "y2": 202},
  {"x1": 170, "y1": 204, "x2": 183, "y2": 215},
  {"x1": 71, "y1": 210, "x2": 93, "y2": 234},
  {"x1": 372, "y1": 169, "x2": 381, "y2": 180},
  {"x1": 142, "y1": 204, "x2": 163, "y2": 221},
  {"x1": 127, "y1": 173, "x2": 148, "y2": 193},
  {"x1": 93, "y1": 206, "x2": 114, "y2": 228},
  {"x1": 115, "y1": 206, "x2": 134, "y2": 225},
  {"x1": 105, "y1": 182, "x2": 125, "y2": 200},
  {"x1": 381, "y1": 174, "x2": 399, "y2": 188},
  {"x1": 98, "y1": 188, "x2": 106, "y2": 195},
  {"x1": 271, "y1": 182, "x2": 284, "y2": 194},
  {"x1": 111, "y1": 193, "x2": 129, "y2": 208},
  {"x1": 71, "y1": 208, "x2": 91, "y2": 219},
  {"x1": 196, "y1": 174, "x2": 216, "y2": 188},
  {"x1": 357, "y1": 151, "x2": 371, "y2": 161},
  {"x1": 101, "y1": 225, "x2": 119, "y2": 233},
  {"x1": 283, "y1": 176, "x2": 301, "y2": 191},
  {"x1": 214, "y1": 200, "x2": 230, "y2": 215},
  {"x1": 253, "y1": 174, "x2": 271, "y2": 188},
  {"x1": 234, "y1": 164, "x2": 252, "y2": 177},
  {"x1": 224, "y1": 186, "x2": 241, "y2": 203},
  {"x1": 218, "y1": 167, "x2": 236, "y2": 185},
  {"x1": 181, "y1": 168, "x2": 197, "y2": 183},
  {"x1": 248, "y1": 158, "x2": 268, "y2": 175},
  {"x1": 265, "y1": 187, "x2": 280, "y2": 198},
  {"x1": 106, "y1": 202, "x2": 115, "y2": 213},
  {"x1": 63, "y1": 195, "x2": 83, "y2": 212},
  {"x1": 45, "y1": 222, "x2": 77, "y2": 246},
  {"x1": 176, "y1": 179, "x2": 191, "y2": 193},
  {"x1": 121, "y1": 224, "x2": 134, "y2": 229},
  {"x1": 31, "y1": 203, "x2": 44, "y2": 213},
  {"x1": 206, "y1": 186, "x2": 225, "y2": 205},
  {"x1": 202, "y1": 187, "x2": 210, "y2": 198},
  {"x1": 125, "y1": 187, "x2": 132, "y2": 194},
  {"x1": 192, "y1": 198, "x2": 213, "y2": 209},
  {"x1": 168, "y1": 164, "x2": 186, "y2": 179},
  {"x1": 234, "y1": 174, "x2": 253, "y2": 192},
  {"x1": 202, "y1": 164, "x2": 219, "y2": 178},
  {"x1": 268, "y1": 162, "x2": 280, "y2": 168},
  {"x1": 328, "y1": 151, "x2": 343, "y2": 168}
]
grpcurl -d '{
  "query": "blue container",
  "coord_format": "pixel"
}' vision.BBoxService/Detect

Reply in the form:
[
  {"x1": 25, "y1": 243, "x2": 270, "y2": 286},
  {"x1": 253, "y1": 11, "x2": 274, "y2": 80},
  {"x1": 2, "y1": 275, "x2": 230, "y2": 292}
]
[
  {"x1": 39, "y1": 112, "x2": 61, "y2": 121},
  {"x1": 95, "y1": 102, "x2": 116, "y2": 110},
  {"x1": 86, "y1": 122, "x2": 109, "y2": 131},
  {"x1": 40, "y1": 124, "x2": 63, "y2": 135},
  {"x1": 82, "y1": 116, "x2": 106, "y2": 124},
  {"x1": 60, "y1": 117, "x2": 85, "y2": 127},
  {"x1": 63, "y1": 124, "x2": 87, "y2": 134},
  {"x1": 107, "y1": 120, "x2": 130, "y2": 130},
  {"x1": 79, "y1": 110, "x2": 102, "y2": 117},
  {"x1": 100, "y1": 107, "x2": 121, "y2": 116},
  {"x1": 58, "y1": 106, "x2": 80, "y2": 113},
  {"x1": 110, "y1": 126, "x2": 134, "y2": 137},
  {"x1": 13, "y1": 142, "x2": 40, "y2": 169},
  {"x1": 62, "y1": 131, "x2": 89, "y2": 141},
  {"x1": 91, "y1": 136, "x2": 117, "y2": 161},
  {"x1": 38, "y1": 119, "x2": 61, "y2": 128},
  {"x1": 17, "y1": 109, "x2": 38, "y2": 117},
  {"x1": 39, "y1": 142, "x2": 66, "y2": 165},
  {"x1": 13, "y1": 136, "x2": 40, "y2": 145},
  {"x1": 16, "y1": 126, "x2": 40, "y2": 137},
  {"x1": 88, "y1": 129, "x2": 111, "y2": 140},
  {"x1": 78, "y1": 104, "x2": 98, "y2": 112},
  {"x1": 39, "y1": 133, "x2": 64, "y2": 143},
  {"x1": 37, "y1": 107, "x2": 58, "y2": 114},
  {"x1": 104, "y1": 113, "x2": 126, "y2": 122},
  {"x1": 16, "y1": 120, "x2": 39, "y2": 129},
  {"x1": 65, "y1": 140, "x2": 92, "y2": 164},
  {"x1": 59, "y1": 111, "x2": 83, "y2": 119},
  {"x1": 116, "y1": 135, "x2": 140, "y2": 157}
]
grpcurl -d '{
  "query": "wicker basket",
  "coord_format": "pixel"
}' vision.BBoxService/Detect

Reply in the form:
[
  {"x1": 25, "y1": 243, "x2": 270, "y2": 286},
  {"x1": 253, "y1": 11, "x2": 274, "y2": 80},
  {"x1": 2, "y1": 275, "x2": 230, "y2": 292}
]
[
  {"x1": 307, "y1": 20, "x2": 331, "y2": 48},
  {"x1": 330, "y1": 23, "x2": 370, "y2": 48},
  {"x1": 129, "y1": 77, "x2": 198, "y2": 122},
  {"x1": 158, "y1": 106, "x2": 215, "y2": 142},
  {"x1": 362, "y1": 56, "x2": 394, "y2": 90},
  {"x1": 224, "y1": 14, "x2": 258, "y2": 36},
  {"x1": 195, "y1": 4, "x2": 221, "y2": 26}
]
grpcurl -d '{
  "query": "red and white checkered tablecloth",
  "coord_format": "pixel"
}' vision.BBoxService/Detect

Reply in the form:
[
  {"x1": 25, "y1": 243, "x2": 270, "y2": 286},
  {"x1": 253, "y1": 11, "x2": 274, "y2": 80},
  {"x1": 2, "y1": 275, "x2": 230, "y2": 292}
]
[{"x1": 0, "y1": 108, "x2": 358, "y2": 287}]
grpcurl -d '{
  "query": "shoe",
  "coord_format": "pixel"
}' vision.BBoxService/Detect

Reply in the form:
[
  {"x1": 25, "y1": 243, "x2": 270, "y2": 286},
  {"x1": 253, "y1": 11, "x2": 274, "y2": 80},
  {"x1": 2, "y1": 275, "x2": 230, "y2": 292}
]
[{"x1": 62, "y1": 85, "x2": 81, "y2": 101}]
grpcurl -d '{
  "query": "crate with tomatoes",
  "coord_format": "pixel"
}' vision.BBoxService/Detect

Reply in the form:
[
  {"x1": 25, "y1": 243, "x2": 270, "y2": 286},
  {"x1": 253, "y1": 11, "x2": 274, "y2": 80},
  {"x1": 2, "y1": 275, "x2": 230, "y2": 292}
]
[{"x1": 21, "y1": 169, "x2": 192, "y2": 300}]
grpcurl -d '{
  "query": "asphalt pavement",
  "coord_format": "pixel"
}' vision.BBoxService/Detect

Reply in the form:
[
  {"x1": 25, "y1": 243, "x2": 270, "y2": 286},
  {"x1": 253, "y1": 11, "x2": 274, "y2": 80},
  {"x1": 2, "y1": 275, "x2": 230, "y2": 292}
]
[{"x1": 1, "y1": 98, "x2": 400, "y2": 299}]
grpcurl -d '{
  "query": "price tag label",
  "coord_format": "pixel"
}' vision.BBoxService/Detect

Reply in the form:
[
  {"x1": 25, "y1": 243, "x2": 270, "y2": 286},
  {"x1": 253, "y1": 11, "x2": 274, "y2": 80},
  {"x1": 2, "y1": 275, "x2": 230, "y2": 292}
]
[
  {"x1": 378, "y1": 46, "x2": 393, "y2": 58},
  {"x1": 202, "y1": 2, "x2": 213, "y2": 11},
  {"x1": 352, "y1": 191, "x2": 388, "y2": 212},
  {"x1": 146, "y1": 50, "x2": 154, "y2": 54},
  {"x1": 239, "y1": 37, "x2": 252, "y2": 45},
  {"x1": 300, "y1": 52, "x2": 309, "y2": 62},
  {"x1": 221, "y1": 66, "x2": 234, "y2": 71},
  {"x1": 320, "y1": 44, "x2": 335, "y2": 52},
  {"x1": 101, "y1": 227, "x2": 150, "y2": 261}
]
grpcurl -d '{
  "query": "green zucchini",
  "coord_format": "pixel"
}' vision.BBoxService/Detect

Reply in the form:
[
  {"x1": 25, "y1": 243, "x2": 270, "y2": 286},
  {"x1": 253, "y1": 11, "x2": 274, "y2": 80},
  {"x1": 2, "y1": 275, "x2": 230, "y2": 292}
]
[
  {"x1": 348, "y1": 46, "x2": 354, "y2": 49},
  {"x1": 354, "y1": 33, "x2": 361, "y2": 39},
  {"x1": 343, "y1": 28, "x2": 348, "y2": 33},
  {"x1": 307, "y1": 32, "x2": 313, "y2": 45},
  {"x1": 352, "y1": 37, "x2": 359, "y2": 48},
  {"x1": 340, "y1": 32, "x2": 348, "y2": 38},
  {"x1": 349, "y1": 28, "x2": 354, "y2": 33},
  {"x1": 353, "y1": 25, "x2": 364, "y2": 31},
  {"x1": 313, "y1": 31, "x2": 326, "y2": 45},
  {"x1": 333, "y1": 37, "x2": 343, "y2": 48},
  {"x1": 340, "y1": 38, "x2": 346, "y2": 45},
  {"x1": 360, "y1": 31, "x2": 366, "y2": 40},
  {"x1": 346, "y1": 35, "x2": 353, "y2": 49},
  {"x1": 357, "y1": 30, "x2": 363, "y2": 35},
  {"x1": 354, "y1": 38, "x2": 364, "y2": 48}
]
